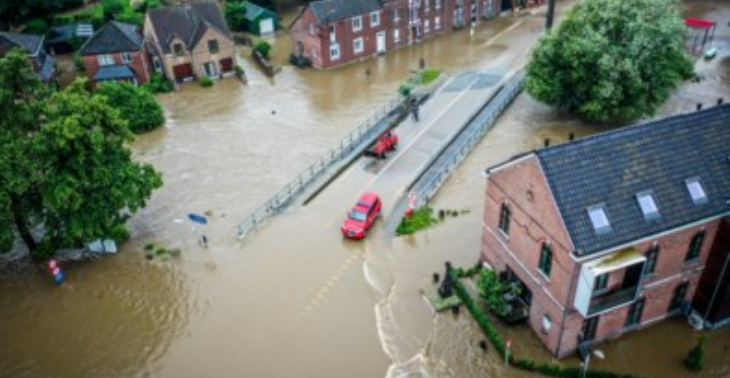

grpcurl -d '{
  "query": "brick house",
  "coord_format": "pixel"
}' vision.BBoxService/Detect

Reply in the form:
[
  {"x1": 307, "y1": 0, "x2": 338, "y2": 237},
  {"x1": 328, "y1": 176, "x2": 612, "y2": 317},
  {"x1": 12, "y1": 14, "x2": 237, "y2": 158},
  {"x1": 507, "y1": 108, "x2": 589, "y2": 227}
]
[
  {"x1": 79, "y1": 21, "x2": 151, "y2": 87},
  {"x1": 0, "y1": 32, "x2": 55, "y2": 82},
  {"x1": 145, "y1": 2, "x2": 236, "y2": 83},
  {"x1": 290, "y1": 0, "x2": 500, "y2": 69},
  {"x1": 480, "y1": 104, "x2": 730, "y2": 358}
]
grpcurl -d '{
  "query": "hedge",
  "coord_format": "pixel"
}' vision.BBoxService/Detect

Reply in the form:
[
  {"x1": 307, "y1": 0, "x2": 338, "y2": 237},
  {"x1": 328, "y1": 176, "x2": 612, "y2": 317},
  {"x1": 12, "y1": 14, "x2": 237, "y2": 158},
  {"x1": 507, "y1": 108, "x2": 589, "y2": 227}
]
[{"x1": 448, "y1": 269, "x2": 657, "y2": 378}]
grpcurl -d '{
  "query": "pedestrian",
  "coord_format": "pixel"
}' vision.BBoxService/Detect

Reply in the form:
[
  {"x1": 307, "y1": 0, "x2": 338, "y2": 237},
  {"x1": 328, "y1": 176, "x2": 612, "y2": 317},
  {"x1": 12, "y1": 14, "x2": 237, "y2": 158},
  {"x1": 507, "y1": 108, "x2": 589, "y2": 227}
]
[
  {"x1": 412, "y1": 103, "x2": 420, "y2": 122},
  {"x1": 201, "y1": 234, "x2": 208, "y2": 248}
]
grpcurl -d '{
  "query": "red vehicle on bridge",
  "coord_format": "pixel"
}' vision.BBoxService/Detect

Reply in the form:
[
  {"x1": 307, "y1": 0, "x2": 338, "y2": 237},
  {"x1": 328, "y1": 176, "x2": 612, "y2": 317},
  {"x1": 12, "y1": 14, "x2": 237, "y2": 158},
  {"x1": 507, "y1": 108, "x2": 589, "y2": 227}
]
[
  {"x1": 341, "y1": 192, "x2": 382, "y2": 239},
  {"x1": 364, "y1": 129, "x2": 398, "y2": 159}
]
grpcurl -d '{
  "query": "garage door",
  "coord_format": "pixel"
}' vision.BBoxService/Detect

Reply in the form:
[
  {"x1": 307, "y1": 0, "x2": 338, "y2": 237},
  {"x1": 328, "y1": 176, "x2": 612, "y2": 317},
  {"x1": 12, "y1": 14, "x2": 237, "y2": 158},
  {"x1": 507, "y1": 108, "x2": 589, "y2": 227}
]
[
  {"x1": 260, "y1": 18, "x2": 274, "y2": 35},
  {"x1": 173, "y1": 63, "x2": 194, "y2": 82}
]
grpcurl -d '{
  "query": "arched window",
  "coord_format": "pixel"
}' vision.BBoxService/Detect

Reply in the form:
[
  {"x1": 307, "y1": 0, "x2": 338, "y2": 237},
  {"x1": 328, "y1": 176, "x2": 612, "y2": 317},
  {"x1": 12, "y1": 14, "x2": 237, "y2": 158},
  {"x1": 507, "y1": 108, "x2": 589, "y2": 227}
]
[
  {"x1": 685, "y1": 230, "x2": 705, "y2": 262},
  {"x1": 498, "y1": 203, "x2": 511, "y2": 235},
  {"x1": 538, "y1": 242, "x2": 552, "y2": 278},
  {"x1": 668, "y1": 282, "x2": 689, "y2": 313}
]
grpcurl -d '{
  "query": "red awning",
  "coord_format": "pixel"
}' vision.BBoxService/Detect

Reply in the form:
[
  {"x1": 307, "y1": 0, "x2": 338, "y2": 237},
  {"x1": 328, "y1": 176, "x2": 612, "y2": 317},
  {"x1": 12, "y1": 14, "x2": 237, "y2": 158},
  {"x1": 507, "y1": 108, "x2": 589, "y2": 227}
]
[{"x1": 685, "y1": 18, "x2": 715, "y2": 29}]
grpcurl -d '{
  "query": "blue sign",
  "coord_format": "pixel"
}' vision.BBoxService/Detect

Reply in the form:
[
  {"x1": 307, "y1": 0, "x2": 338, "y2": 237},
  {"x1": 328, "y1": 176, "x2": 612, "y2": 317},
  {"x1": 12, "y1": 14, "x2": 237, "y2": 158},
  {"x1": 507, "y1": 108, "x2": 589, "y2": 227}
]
[{"x1": 188, "y1": 213, "x2": 208, "y2": 225}]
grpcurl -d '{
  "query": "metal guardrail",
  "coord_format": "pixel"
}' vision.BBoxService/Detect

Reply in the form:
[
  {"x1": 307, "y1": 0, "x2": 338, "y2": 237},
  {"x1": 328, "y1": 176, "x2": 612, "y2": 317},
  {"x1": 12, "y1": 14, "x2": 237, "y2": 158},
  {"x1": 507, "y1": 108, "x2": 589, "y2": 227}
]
[{"x1": 411, "y1": 72, "x2": 526, "y2": 208}]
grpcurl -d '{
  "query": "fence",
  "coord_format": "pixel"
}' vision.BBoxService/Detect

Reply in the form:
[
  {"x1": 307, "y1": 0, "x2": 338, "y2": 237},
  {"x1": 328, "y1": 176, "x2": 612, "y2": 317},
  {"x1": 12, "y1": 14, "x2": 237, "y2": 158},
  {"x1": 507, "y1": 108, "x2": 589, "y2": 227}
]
[{"x1": 411, "y1": 71, "x2": 526, "y2": 207}]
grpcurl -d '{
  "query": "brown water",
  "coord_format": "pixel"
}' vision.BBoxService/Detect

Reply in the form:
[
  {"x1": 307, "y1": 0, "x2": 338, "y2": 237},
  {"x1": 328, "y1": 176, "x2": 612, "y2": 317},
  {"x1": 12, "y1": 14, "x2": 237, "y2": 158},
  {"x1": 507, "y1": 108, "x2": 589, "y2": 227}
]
[{"x1": 2, "y1": 1, "x2": 729, "y2": 377}]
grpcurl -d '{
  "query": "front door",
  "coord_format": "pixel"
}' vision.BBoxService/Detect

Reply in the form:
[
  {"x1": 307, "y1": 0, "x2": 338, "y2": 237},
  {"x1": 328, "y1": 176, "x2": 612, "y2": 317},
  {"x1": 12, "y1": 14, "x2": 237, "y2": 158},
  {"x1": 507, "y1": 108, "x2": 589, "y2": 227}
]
[
  {"x1": 203, "y1": 61, "x2": 217, "y2": 78},
  {"x1": 376, "y1": 31, "x2": 386, "y2": 54}
]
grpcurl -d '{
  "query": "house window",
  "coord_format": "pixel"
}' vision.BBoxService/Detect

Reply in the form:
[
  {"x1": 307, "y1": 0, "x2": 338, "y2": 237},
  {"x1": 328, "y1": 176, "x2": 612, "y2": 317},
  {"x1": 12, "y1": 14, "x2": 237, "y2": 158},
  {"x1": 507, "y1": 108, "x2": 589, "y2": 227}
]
[
  {"x1": 435, "y1": 16, "x2": 441, "y2": 29},
  {"x1": 625, "y1": 297, "x2": 645, "y2": 328},
  {"x1": 436, "y1": 0, "x2": 442, "y2": 10},
  {"x1": 208, "y1": 39, "x2": 219, "y2": 54},
  {"x1": 538, "y1": 242, "x2": 552, "y2": 278},
  {"x1": 685, "y1": 178, "x2": 708, "y2": 205},
  {"x1": 587, "y1": 204, "x2": 612, "y2": 235},
  {"x1": 668, "y1": 282, "x2": 689, "y2": 313},
  {"x1": 644, "y1": 245, "x2": 659, "y2": 275},
  {"x1": 97, "y1": 54, "x2": 114, "y2": 66},
  {"x1": 498, "y1": 203, "x2": 511, "y2": 236},
  {"x1": 122, "y1": 52, "x2": 133, "y2": 63},
  {"x1": 542, "y1": 314, "x2": 552, "y2": 333},
  {"x1": 352, "y1": 16, "x2": 363, "y2": 32},
  {"x1": 424, "y1": 20, "x2": 430, "y2": 33},
  {"x1": 173, "y1": 43, "x2": 184, "y2": 56},
  {"x1": 636, "y1": 191, "x2": 660, "y2": 220},
  {"x1": 309, "y1": 23, "x2": 315, "y2": 35},
  {"x1": 353, "y1": 37, "x2": 364, "y2": 54},
  {"x1": 329, "y1": 25, "x2": 336, "y2": 43},
  {"x1": 424, "y1": 0, "x2": 430, "y2": 12},
  {"x1": 394, "y1": 29, "x2": 400, "y2": 43},
  {"x1": 582, "y1": 316, "x2": 599, "y2": 341},
  {"x1": 393, "y1": 9, "x2": 400, "y2": 23},
  {"x1": 685, "y1": 230, "x2": 705, "y2": 262},
  {"x1": 594, "y1": 273, "x2": 609, "y2": 293},
  {"x1": 153, "y1": 57, "x2": 162, "y2": 72},
  {"x1": 370, "y1": 11, "x2": 380, "y2": 27},
  {"x1": 329, "y1": 43, "x2": 340, "y2": 60}
]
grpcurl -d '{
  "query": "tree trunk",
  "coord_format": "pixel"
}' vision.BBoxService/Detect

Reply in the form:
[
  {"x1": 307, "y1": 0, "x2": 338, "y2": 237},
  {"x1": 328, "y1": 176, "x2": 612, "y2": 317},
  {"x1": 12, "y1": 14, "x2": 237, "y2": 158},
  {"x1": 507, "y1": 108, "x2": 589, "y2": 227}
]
[{"x1": 10, "y1": 195, "x2": 37, "y2": 253}]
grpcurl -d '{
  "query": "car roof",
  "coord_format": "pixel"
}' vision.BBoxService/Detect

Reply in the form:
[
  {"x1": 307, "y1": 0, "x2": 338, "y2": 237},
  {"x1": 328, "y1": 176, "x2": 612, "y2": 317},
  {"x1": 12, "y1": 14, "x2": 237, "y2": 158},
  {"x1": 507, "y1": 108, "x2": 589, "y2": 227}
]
[{"x1": 357, "y1": 192, "x2": 379, "y2": 206}]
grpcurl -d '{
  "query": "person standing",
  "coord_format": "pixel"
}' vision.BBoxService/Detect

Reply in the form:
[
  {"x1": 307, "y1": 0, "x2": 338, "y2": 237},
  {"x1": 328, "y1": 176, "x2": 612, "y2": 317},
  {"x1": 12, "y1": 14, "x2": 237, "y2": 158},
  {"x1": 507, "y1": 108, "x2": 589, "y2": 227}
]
[{"x1": 412, "y1": 102, "x2": 420, "y2": 122}]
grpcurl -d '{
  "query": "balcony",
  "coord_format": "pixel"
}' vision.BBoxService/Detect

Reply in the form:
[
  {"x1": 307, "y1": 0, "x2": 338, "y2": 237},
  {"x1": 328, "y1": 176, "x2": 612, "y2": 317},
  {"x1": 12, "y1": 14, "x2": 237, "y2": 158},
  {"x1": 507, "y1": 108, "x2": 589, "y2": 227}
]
[
  {"x1": 574, "y1": 248, "x2": 646, "y2": 317},
  {"x1": 588, "y1": 285, "x2": 640, "y2": 316}
]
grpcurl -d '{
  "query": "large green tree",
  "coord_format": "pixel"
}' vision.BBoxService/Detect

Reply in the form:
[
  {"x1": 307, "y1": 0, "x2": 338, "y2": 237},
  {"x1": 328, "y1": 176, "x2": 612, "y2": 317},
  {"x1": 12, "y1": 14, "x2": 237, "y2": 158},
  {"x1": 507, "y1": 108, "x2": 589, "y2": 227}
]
[
  {"x1": 96, "y1": 81, "x2": 165, "y2": 134},
  {"x1": 526, "y1": 0, "x2": 694, "y2": 123},
  {"x1": 0, "y1": 50, "x2": 162, "y2": 259}
]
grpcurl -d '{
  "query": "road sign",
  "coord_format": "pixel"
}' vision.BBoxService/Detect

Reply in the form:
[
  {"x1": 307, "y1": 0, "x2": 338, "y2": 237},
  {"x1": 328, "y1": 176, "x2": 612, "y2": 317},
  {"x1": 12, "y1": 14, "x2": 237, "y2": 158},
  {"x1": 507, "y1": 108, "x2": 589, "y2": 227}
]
[{"x1": 188, "y1": 213, "x2": 208, "y2": 225}]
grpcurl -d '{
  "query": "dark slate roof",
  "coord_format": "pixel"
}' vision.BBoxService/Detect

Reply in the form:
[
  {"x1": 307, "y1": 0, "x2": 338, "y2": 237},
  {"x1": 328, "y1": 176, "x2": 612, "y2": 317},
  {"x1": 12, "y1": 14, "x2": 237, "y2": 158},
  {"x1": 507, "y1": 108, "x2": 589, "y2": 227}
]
[
  {"x1": 39, "y1": 54, "x2": 55, "y2": 81},
  {"x1": 93, "y1": 65, "x2": 136, "y2": 81},
  {"x1": 242, "y1": 1, "x2": 277, "y2": 20},
  {"x1": 536, "y1": 105, "x2": 730, "y2": 256},
  {"x1": 309, "y1": 0, "x2": 383, "y2": 23},
  {"x1": 79, "y1": 21, "x2": 143, "y2": 55},
  {"x1": 147, "y1": 2, "x2": 232, "y2": 54},
  {"x1": 0, "y1": 32, "x2": 43, "y2": 56}
]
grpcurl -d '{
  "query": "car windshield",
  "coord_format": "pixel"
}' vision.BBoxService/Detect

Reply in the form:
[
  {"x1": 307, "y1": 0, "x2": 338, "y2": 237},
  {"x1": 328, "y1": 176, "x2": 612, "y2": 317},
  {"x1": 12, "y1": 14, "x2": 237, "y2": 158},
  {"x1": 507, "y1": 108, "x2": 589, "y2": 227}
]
[{"x1": 349, "y1": 211, "x2": 367, "y2": 222}]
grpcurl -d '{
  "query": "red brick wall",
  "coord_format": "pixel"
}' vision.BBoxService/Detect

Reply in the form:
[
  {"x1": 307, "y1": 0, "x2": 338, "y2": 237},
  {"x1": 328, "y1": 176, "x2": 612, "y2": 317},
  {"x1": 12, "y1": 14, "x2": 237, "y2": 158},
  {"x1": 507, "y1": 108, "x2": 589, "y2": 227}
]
[
  {"x1": 481, "y1": 154, "x2": 724, "y2": 358},
  {"x1": 290, "y1": 8, "x2": 325, "y2": 68},
  {"x1": 82, "y1": 47, "x2": 151, "y2": 87}
]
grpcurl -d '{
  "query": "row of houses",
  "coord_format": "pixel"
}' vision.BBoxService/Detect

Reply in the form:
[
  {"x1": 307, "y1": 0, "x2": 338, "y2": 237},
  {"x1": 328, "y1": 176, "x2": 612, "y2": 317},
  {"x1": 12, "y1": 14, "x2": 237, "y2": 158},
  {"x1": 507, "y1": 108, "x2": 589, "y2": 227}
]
[
  {"x1": 1, "y1": 2, "x2": 236, "y2": 87},
  {"x1": 481, "y1": 104, "x2": 730, "y2": 357},
  {"x1": 290, "y1": 0, "x2": 502, "y2": 69}
]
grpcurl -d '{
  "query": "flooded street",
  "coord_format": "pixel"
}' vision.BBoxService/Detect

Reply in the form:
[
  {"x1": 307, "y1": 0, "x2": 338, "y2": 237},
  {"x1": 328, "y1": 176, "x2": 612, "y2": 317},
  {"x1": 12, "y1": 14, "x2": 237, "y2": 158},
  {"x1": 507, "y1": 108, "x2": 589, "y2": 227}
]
[{"x1": 1, "y1": 1, "x2": 729, "y2": 377}]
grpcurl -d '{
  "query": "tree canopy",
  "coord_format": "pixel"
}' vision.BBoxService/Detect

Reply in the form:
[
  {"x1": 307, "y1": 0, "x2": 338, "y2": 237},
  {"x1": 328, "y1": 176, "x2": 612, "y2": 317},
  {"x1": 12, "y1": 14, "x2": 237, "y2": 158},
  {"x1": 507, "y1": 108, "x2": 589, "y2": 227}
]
[
  {"x1": 0, "y1": 49, "x2": 162, "y2": 260},
  {"x1": 526, "y1": 0, "x2": 694, "y2": 123},
  {"x1": 96, "y1": 81, "x2": 165, "y2": 134}
]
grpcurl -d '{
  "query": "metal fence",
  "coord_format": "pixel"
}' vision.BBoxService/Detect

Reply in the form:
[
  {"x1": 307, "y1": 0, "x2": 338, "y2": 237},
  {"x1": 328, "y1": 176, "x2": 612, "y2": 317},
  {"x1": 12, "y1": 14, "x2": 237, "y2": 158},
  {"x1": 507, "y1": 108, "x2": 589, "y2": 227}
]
[
  {"x1": 236, "y1": 96, "x2": 411, "y2": 240},
  {"x1": 411, "y1": 72, "x2": 526, "y2": 207}
]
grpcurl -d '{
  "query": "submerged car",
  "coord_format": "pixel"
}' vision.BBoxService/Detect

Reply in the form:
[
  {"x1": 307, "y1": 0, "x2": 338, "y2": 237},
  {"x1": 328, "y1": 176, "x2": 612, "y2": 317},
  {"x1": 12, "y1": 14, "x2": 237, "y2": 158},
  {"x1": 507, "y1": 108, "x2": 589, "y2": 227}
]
[{"x1": 341, "y1": 192, "x2": 382, "y2": 239}]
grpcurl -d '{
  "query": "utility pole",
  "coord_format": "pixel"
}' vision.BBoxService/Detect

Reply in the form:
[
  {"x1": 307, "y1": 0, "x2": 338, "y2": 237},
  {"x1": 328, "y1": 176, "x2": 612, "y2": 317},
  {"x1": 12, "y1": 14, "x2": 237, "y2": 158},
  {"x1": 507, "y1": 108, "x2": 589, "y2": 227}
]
[{"x1": 545, "y1": 0, "x2": 556, "y2": 29}]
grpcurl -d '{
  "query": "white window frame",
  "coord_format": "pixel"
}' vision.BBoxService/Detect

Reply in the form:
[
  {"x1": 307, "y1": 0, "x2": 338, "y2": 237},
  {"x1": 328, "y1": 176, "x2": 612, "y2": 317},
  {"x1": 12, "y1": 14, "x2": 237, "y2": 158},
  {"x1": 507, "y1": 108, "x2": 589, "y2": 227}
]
[
  {"x1": 587, "y1": 204, "x2": 612, "y2": 235},
  {"x1": 354, "y1": 37, "x2": 364, "y2": 54},
  {"x1": 636, "y1": 191, "x2": 660, "y2": 220},
  {"x1": 424, "y1": 19, "x2": 430, "y2": 33},
  {"x1": 352, "y1": 16, "x2": 363, "y2": 32},
  {"x1": 685, "y1": 177, "x2": 708, "y2": 205},
  {"x1": 370, "y1": 11, "x2": 380, "y2": 27},
  {"x1": 329, "y1": 25, "x2": 336, "y2": 43},
  {"x1": 436, "y1": 0, "x2": 441, "y2": 10},
  {"x1": 329, "y1": 43, "x2": 340, "y2": 60},
  {"x1": 393, "y1": 9, "x2": 400, "y2": 23},
  {"x1": 394, "y1": 28, "x2": 400, "y2": 43},
  {"x1": 424, "y1": 0, "x2": 430, "y2": 12},
  {"x1": 435, "y1": 16, "x2": 441, "y2": 29},
  {"x1": 152, "y1": 57, "x2": 162, "y2": 72},
  {"x1": 309, "y1": 23, "x2": 315, "y2": 35},
  {"x1": 121, "y1": 52, "x2": 133, "y2": 64}
]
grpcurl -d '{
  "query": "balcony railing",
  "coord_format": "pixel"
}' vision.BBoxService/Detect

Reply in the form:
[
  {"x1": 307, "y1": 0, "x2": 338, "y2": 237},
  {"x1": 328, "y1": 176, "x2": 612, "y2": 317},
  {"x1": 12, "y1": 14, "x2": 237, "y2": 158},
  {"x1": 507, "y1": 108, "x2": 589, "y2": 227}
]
[{"x1": 588, "y1": 286, "x2": 638, "y2": 315}]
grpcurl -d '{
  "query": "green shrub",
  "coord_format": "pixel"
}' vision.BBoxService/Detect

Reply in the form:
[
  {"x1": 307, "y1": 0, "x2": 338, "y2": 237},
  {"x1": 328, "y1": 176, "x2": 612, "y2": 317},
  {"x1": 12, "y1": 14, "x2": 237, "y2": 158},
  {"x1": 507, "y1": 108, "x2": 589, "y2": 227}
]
[
  {"x1": 102, "y1": 0, "x2": 124, "y2": 18},
  {"x1": 146, "y1": 73, "x2": 173, "y2": 94},
  {"x1": 131, "y1": 0, "x2": 146, "y2": 12},
  {"x1": 420, "y1": 69, "x2": 441, "y2": 85},
  {"x1": 200, "y1": 76, "x2": 214, "y2": 87},
  {"x1": 115, "y1": 11, "x2": 144, "y2": 26},
  {"x1": 396, "y1": 206, "x2": 438, "y2": 235},
  {"x1": 73, "y1": 54, "x2": 85, "y2": 72},
  {"x1": 225, "y1": 1, "x2": 247, "y2": 31},
  {"x1": 253, "y1": 40, "x2": 272, "y2": 59},
  {"x1": 96, "y1": 81, "x2": 165, "y2": 133},
  {"x1": 684, "y1": 335, "x2": 706, "y2": 372},
  {"x1": 26, "y1": 18, "x2": 50, "y2": 35},
  {"x1": 476, "y1": 269, "x2": 509, "y2": 317},
  {"x1": 146, "y1": 0, "x2": 162, "y2": 9},
  {"x1": 398, "y1": 83, "x2": 414, "y2": 97},
  {"x1": 235, "y1": 64, "x2": 245, "y2": 77}
]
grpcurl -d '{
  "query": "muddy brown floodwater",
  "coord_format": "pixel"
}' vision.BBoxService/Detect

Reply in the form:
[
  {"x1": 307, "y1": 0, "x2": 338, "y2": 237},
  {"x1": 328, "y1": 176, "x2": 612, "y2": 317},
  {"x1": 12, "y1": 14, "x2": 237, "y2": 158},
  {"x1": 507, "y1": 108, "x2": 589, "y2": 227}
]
[{"x1": 1, "y1": 1, "x2": 729, "y2": 378}]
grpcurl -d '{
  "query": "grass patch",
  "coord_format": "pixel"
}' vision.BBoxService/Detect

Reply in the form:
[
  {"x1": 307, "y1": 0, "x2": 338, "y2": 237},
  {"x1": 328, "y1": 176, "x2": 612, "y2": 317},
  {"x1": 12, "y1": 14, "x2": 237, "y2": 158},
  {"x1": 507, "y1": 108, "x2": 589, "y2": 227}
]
[
  {"x1": 420, "y1": 69, "x2": 441, "y2": 85},
  {"x1": 396, "y1": 206, "x2": 439, "y2": 235}
]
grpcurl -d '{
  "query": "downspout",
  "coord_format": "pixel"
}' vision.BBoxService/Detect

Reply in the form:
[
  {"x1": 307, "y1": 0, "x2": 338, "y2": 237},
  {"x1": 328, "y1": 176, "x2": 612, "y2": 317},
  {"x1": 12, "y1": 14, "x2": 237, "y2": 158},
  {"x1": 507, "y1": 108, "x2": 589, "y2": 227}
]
[{"x1": 555, "y1": 251, "x2": 581, "y2": 357}]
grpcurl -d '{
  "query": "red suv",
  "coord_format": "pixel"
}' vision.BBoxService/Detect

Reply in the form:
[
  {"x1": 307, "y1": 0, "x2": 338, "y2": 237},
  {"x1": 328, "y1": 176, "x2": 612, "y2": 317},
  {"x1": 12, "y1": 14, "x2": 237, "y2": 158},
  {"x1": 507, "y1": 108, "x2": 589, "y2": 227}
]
[{"x1": 341, "y1": 192, "x2": 382, "y2": 239}]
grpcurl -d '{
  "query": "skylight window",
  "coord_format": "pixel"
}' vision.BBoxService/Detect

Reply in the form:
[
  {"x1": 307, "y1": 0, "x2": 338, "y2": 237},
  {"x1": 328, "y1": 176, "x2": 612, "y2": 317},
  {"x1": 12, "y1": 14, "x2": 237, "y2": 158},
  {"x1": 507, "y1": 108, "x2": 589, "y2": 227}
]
[
  {"x1": 685, "y1": 178, "x2": 708, "y2": 205},
  {"x1": 587, "y1": 204, "x2": 612, "y2": 235},
  {"x1": 636, "y1": 191, "x2": 660, "y2": 220}
]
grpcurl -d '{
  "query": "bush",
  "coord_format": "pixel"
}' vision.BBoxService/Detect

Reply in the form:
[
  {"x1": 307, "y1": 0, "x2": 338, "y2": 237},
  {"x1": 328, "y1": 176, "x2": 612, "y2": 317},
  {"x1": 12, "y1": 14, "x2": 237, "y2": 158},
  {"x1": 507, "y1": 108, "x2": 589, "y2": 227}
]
[
  {"x1": 398, "y1": 83, "x2": 414, "y2": 97},
  {"x1": 102, "y1": 0, "x2": 124, "y2": 18},
  {"x1": 396, "y1": 206, "x2": 438, "y2": 235},
  {"x1": 420, "y1": 69, "x2": 441, "y2": 85},
  {"x1": 476, "y1": 269, "x2": 509, "y2": 317},
  {"x1": 96, "y1": 81, "x2": 165, "y2": 133},
  {"x1": 146, "y1": 0, "x2": 162, "y2": 9},
  {"x1": 73, "y1": 54, "x2": 85, "y2": 72},
  {"x1": 253, "y1": 40, "x2": 272, "y2": 59},
  {"x1": 26, "y1": 18, "x2": 50, "y2": 35},
  {"x1": 146, "y1": 73, "x2": 173, "y2": 94},
  {"x1": 115, "y1": 11, "x2": 144, "y2": 26},
  {"x1": 225, "y1": 1, "x2": 247, "y2": 31},
  {"x1": 200, "y1": 76, "x2": 214, "y2": 87},
  {"x1": 684, "y1": 335, "x2": 706, "y2": 372},
  {"x1": 235, "y1": 65, "x2": 245, "y2": 78}
]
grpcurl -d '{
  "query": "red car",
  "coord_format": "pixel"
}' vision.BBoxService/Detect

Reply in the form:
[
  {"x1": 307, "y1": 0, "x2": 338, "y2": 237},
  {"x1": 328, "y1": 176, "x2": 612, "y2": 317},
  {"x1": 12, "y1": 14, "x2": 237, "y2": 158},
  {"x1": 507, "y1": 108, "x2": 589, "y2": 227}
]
[
  {"x1": 364, "y1": 130, "x2": 398, "y2": 159},
  {"x1": 341, "y1": 192, "x2": 382, "y2": 239}
]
